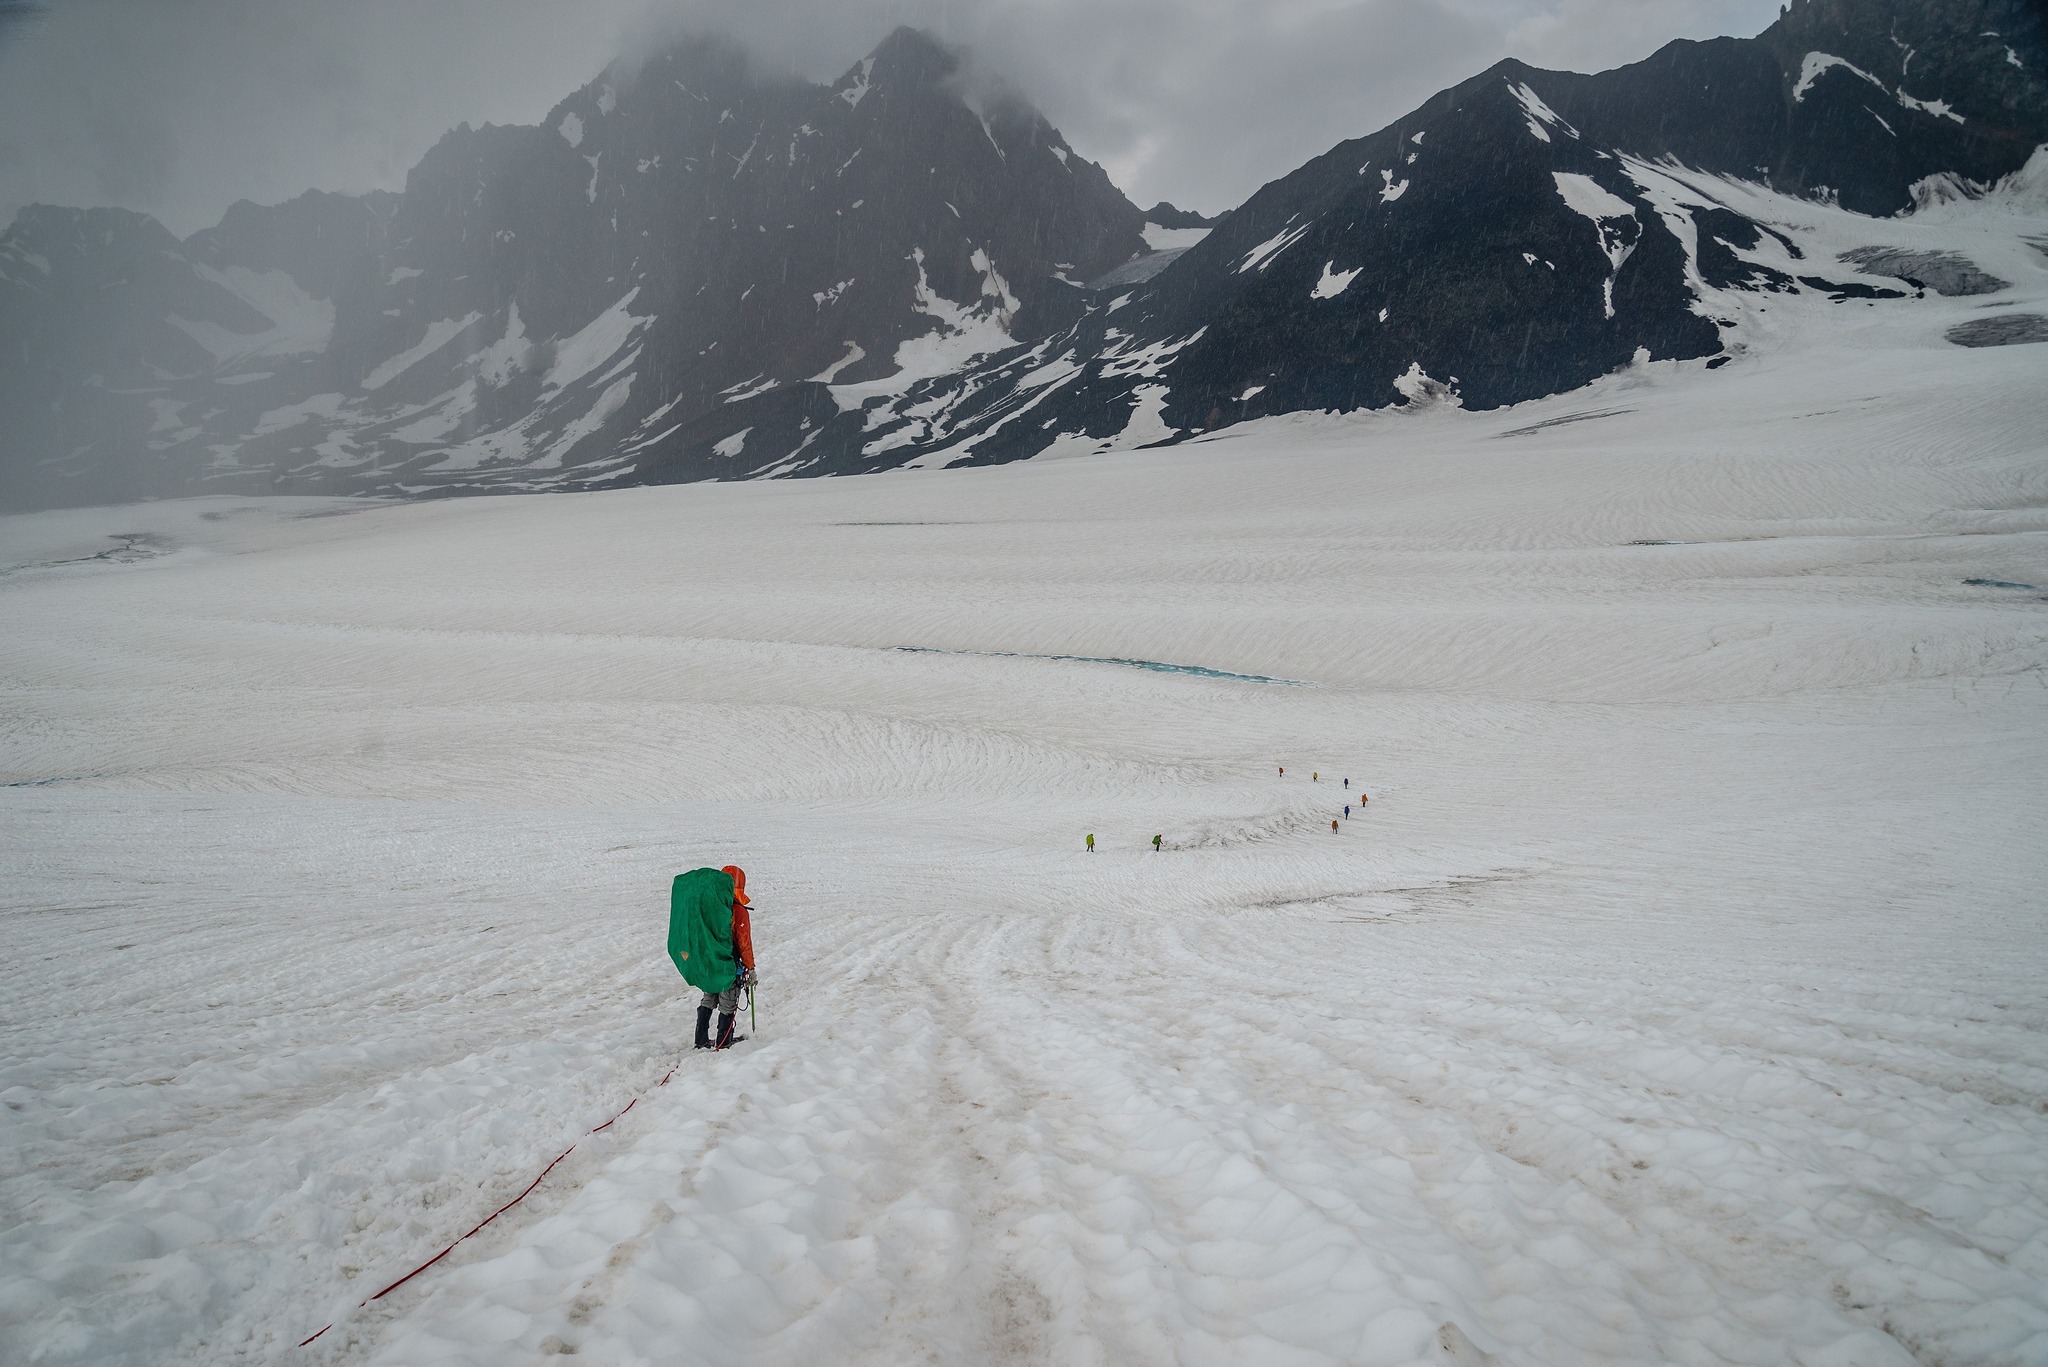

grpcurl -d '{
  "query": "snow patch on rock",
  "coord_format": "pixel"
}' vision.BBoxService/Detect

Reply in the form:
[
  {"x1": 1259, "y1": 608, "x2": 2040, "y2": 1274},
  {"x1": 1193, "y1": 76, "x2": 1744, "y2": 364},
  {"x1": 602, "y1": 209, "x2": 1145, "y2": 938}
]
[
  {"x1": 1392, "y1": 361, "x2": 1462, "y2": 409},
  {"x1": 536, "y1": 375, "x2": 634, "y2": 468},
  {"x1": 251, "y1": 392, "x2": 346, "y2": 438},
  {"x1": 1509, "y1": 81, "x2": 1578, "y2": 142},
  {"x1": 838, "y1": 57, "x2": 876, "y2": 109},
  {"x1": 1142, "y1": 224, "x2": 1210, "y2": 251},
  {"x1": 1895, "y1": 90, "x2": 1963, "y2": 123},
  {"x1": 809, "y1": 342, "x2": 866, "y2": 384},
  {"x1": 1312, "y1": 262, "x2": 1363, "y2": 299},
  {"x1": 170, "y1": 266, "x2": 335, "y2": 368},
  {"x1": 544, "y1": 290, "x2": 651, "y2": 393},
  {"x1": 1113, "y1": 382, "x2": 1175, "y2": 448},
  {"x1": 362, "y1": 314, "x2": 480, "y2": 391},
  {"x1": 474, "y1": 304, "x2": 531, "y2": 388},
  {"x1": 1794, "y1": 53, "x2": 1886, "y2": 102},
  {"x1": 1553, "y1": 173, "x2": 1640, "y2": 318},
  {"x1": 1237, "y1": 222, "x2": 1312, "y2": 274}
]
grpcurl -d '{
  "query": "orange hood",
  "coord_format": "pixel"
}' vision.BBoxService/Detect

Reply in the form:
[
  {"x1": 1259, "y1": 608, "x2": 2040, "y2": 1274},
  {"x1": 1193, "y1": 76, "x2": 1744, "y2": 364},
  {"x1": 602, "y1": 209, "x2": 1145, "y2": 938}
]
[{"x1": 721, "y1": 865, "x2": 750, "y2": 905}]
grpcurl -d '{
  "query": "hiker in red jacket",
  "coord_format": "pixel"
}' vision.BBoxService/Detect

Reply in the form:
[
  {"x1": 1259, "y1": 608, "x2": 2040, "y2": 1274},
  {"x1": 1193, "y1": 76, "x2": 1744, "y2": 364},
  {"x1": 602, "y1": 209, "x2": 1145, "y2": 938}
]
[{"x1": 694, "y1": 865, "x2": 756, "y2": 1050}]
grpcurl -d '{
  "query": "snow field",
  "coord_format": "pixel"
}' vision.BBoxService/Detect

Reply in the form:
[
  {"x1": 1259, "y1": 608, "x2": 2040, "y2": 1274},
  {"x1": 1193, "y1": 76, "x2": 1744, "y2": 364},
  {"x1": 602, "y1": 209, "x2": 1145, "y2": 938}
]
[{"x1": 2, "y1": 288, "x2": 2047, "y2": 1363}]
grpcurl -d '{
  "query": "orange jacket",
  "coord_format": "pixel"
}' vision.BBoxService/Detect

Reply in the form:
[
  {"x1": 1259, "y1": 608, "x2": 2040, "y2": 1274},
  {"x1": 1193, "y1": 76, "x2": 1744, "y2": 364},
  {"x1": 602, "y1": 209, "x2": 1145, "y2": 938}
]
[
  {"x1": 722, "y1": 865, "x2": 755, "y2": 972},
  {"x1": 732, "y1": 900, "x2": 754, "y2": 971}
]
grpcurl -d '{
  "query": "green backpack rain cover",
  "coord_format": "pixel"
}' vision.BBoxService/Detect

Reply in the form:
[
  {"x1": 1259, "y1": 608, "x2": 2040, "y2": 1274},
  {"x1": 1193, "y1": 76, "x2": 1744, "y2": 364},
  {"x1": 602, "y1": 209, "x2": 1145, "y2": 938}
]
[{"x1": 668, "y1": 867, "x2": 739, "y2": 993}]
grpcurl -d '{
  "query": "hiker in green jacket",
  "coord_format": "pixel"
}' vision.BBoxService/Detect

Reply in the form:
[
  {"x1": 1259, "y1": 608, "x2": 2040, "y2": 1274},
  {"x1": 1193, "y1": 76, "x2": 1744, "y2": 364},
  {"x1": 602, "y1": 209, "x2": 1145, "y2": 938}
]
[{"x1": 668, "y1": 865, "x2": 756, "y2": 1050}]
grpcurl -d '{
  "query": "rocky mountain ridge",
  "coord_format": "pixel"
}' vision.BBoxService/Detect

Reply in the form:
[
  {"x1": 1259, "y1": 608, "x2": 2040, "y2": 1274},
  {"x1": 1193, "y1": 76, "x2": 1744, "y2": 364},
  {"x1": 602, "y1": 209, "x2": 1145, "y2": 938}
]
[
  {"x1": 1, "y1": 0, "x2": 2042, "y2": 508},
  {"x1": 672, "y1": 0, "x2": 2045, "y2": 477}
]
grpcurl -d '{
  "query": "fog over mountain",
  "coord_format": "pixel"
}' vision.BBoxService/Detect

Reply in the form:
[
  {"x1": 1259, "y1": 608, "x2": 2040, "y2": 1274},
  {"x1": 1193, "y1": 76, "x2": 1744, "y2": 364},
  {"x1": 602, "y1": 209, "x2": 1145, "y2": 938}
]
[{"x1": 0, "y1": 0, "x2": 1785, "y2": 235}]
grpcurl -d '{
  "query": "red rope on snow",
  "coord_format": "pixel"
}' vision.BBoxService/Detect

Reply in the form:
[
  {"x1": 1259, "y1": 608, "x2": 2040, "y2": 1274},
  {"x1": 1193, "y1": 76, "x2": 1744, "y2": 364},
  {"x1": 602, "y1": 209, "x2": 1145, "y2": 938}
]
[
  {"x1": 589, "y1": 1097, "x2": 635, "y2": 1133},
  {"x1": 296, "y1": 1054, "x2": 686, "y2": 1348},
  {"x1": 365, "y1": 1141, "x2": 579, "y2": 1303}
]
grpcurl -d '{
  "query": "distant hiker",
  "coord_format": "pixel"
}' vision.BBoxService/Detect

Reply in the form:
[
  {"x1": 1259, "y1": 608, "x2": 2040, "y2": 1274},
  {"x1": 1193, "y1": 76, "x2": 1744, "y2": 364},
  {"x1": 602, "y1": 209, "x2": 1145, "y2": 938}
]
[
  {"x1": 1331, "y1": 819, "x2": 1339, "y2": 832},
  {"x1": 1345, "y1": 805, "x2": 1351, "y2": 819},
  {"x1": 667, "y1": 864, "x2": 755, "y2": 1051},
  {"x1": 1278, "y1": 766, "x2": 1284, "y2": 777},
  {"x1": 1313, "y1": 772, "x2": 1319, "y2": 782},
  {"x1": 1086, "y1": 833, "x2": 1095, "y2": 853},
  {"x1": 1152, "y1": 834, "x2": 1162, "y2": 852},
  {"x1": 1343, "y1": 778, "x2": 1349, "y2": 789}
]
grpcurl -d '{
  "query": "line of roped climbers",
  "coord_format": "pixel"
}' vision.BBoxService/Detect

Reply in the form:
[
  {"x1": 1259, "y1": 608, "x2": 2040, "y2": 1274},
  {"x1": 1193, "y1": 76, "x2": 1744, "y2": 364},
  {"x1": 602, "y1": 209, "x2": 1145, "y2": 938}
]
[{"x1": 1088, "y1": 767, "x2": 1369, "y2": 851}]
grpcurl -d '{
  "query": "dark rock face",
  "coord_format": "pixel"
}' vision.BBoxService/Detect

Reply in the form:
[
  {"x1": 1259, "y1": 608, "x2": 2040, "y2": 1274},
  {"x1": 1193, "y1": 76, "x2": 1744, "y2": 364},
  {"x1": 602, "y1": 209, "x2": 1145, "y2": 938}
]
[
  {"x1": 1, "y1": 0, "x2": 2042, "y2": 509},
  {"x1": 1538, "y1": 0, "x2": 2047, "y2": 216},
  {"x1": 1134, "y1": 70, "x2": 1729, "y2": 424}
]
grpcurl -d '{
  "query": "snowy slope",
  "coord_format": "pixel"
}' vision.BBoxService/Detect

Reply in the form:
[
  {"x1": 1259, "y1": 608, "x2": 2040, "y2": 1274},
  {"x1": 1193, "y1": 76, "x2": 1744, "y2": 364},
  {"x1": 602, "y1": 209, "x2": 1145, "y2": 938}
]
[{"x1": 2, "y1": 239, "x2": 2045, "y2": 1363}]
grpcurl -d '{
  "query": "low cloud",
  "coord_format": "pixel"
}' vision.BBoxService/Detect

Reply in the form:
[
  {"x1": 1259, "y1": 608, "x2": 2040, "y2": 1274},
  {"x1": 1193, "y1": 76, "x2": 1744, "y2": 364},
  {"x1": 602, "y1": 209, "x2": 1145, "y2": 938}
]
[{"x1": 0, "y1": 0, "x2": 1783, "y2": 236}]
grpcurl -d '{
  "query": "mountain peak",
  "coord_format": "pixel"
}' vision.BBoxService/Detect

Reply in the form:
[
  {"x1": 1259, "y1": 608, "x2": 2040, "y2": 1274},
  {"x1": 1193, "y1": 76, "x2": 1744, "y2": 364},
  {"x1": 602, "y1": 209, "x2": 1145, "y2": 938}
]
[
  {"x1": 861, "y1": 26, "x2": 962, "y2": 89},
  {"x1": 870, "y1": 26, "x2": 958, "y2": 65},
  {"x1": 1145, "y1": 202, "x2": 1216, "y2": 229}
]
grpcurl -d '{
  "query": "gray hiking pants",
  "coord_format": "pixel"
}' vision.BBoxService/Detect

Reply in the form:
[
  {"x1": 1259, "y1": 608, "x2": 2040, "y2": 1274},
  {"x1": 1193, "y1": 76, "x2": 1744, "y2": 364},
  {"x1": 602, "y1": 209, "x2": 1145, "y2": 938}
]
[{"x1": 700, "y1": 986, "x2": 743, "y2": 1013}]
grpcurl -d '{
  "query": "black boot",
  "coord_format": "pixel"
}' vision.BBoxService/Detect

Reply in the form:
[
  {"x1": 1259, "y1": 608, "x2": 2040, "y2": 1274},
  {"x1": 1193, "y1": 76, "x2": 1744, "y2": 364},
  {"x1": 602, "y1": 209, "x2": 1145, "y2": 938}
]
[
  {"x1": 694, "y1": 1005, "x2": 714, "y2": 1051},
  {"x1": 716, "y1": 1011, "x2": 748, "y2": 1049}
]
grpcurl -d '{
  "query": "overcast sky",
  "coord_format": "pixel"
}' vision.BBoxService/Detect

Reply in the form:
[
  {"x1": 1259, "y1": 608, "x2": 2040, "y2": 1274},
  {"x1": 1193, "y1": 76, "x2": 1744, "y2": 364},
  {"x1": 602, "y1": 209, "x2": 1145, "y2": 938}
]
[{"x1": 0, "y1": 0, "x2": 1783, "y2": 236}]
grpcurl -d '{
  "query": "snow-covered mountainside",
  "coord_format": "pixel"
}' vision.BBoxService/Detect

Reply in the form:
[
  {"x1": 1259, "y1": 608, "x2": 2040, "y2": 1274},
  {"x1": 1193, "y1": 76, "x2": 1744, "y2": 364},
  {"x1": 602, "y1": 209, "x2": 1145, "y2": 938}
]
[{"x1": 0, "y1": 0, "x2": 2042, "y2": 508}]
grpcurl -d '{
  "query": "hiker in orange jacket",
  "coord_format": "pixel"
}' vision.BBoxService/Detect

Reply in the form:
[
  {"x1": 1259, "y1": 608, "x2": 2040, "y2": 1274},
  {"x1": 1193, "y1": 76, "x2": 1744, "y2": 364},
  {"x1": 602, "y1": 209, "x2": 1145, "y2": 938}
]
[{"x1": 694, "y1": 864, "x2": 756, "y2": 1050}]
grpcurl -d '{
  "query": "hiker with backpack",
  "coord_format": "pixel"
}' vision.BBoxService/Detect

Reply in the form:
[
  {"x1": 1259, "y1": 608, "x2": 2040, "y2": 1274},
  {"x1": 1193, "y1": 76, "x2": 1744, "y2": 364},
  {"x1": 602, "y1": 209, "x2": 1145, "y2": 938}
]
[{"x1": 668, "y1": 864, "x2": 756, "y2": 1050}]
